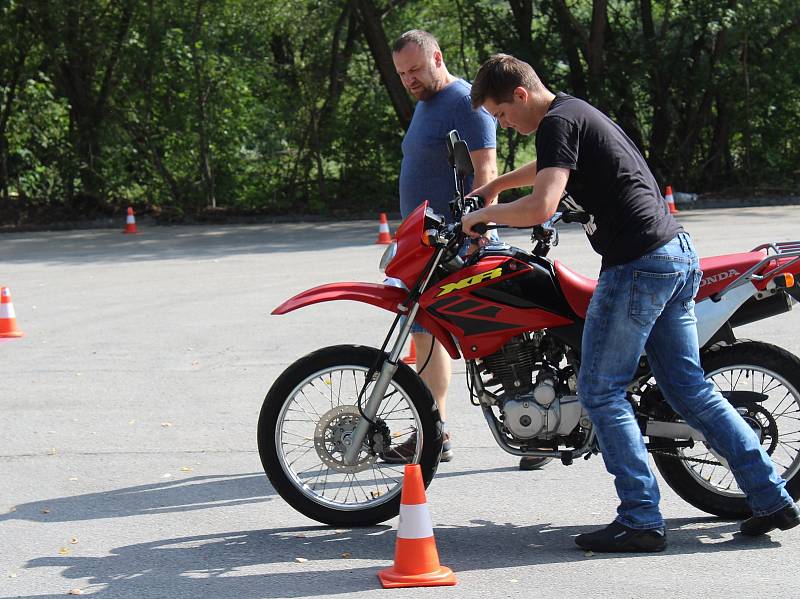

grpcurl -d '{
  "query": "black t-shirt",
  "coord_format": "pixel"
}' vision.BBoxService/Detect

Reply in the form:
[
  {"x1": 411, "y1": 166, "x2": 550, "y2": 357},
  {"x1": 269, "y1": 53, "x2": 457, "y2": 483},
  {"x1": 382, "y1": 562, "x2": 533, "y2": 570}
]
[{"x1": 535, "y1": 93, "x2": 681, "y2": 267}]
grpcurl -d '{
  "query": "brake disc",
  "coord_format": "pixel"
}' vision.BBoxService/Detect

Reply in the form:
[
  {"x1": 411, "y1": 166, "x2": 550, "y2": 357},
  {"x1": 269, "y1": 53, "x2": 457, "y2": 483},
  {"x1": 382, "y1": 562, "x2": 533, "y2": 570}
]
[{"x1": 313, "y1": 405, "x2": 377, "y2": 473}]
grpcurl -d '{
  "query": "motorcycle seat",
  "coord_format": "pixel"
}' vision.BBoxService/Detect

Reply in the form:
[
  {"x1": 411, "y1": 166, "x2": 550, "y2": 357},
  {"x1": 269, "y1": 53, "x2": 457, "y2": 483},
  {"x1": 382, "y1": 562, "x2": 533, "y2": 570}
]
[
  {"x1": 555, "y1": 250, "x2": 767, "y2": 318},
  {"x1": 554, "y1": 260, "x2": 596, "y2": 318}
]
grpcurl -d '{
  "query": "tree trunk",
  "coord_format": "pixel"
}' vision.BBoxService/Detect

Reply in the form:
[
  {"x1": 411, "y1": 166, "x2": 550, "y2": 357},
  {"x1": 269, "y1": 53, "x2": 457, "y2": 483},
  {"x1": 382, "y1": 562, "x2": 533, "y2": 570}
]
[
  {"x1": 508, "y1": 0, "x2": 533, "y2": 48},
  {"x1": 551, "y1": 0, "x2": 588, "y2": 98},
  {"x1": 741, "y1": 31, "x2": 752, "y2": 184},
  {"x1": 677, "y1": 28, "x2": 727, "y2": 183},
  {"x1": 34, "y1": 0, "x2": 135, "y2": 203},
  {"x1": 587, "y1": 0, "x2": 608, "y2": 104},
  {"x1": 707, "y1": 91, "x2": 732, "y2": 185},
  {"x1": 639, "y1": 0, "x2": 672, "y2": 179},
  {"x1": 351, "y1": 0, "x2": 413, "y2": 129},
  {"x1": 0, "y1": 42, "x2": 27, "y2": 204},
  {"x1": 190, "y1": 0, "x2": 216, "y2": 209}
]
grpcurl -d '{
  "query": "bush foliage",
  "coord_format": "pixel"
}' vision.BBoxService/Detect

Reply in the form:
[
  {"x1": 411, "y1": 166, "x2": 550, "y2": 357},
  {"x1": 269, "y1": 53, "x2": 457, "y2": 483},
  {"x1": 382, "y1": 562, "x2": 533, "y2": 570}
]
[{"x1": 0, "y1": 0, "x2": 798, "y2": 225}]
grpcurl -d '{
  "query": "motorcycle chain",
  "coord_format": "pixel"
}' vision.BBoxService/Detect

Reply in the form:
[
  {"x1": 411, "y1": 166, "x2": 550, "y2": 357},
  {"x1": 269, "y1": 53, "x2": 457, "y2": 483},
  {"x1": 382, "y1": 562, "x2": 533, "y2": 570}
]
[{"x1": 649, "y1": 449, "x2": 722, "y2": 466}]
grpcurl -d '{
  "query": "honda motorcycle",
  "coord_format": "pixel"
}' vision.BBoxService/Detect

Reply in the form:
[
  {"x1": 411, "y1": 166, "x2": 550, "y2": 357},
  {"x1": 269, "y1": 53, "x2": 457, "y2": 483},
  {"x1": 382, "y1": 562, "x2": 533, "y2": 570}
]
[{"x1": 258, "y1": 131, "x2": 800, "y2": 526}]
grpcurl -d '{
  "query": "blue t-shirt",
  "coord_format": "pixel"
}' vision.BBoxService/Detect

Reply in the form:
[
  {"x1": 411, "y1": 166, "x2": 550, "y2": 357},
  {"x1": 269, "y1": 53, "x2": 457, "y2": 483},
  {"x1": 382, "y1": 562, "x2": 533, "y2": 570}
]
[{"x1": 399, "y1": 79, "x2": 496, "y2": 223}]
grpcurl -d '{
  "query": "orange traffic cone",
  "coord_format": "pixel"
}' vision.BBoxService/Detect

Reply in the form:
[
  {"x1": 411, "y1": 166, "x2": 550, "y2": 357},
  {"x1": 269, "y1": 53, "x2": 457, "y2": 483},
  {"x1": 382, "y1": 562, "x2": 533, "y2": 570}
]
[
  {"x1": 665, "y1": 186, "x2": 678, "y2": 214},
  {"x1": 402, "y1": 339, "x2": 417, "y2": 365},
  {"x1": 123, "y1": 206, "x2": 138, "y2": 234},
  {"x1": 376, "y1": 213, "x2": 392, "y2": 244},
  {"x1": 0, "y1": 287, "x2": 24, "y2": 338},
  {"x1": 378, "y1": 464, "x2": 456, "y2": 588}
]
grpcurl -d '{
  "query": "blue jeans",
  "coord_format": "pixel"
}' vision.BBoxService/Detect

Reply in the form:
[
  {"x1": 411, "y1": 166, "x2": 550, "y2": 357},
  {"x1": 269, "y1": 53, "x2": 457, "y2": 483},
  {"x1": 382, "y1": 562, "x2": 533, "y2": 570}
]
[{"x1": 578, "y1": 232, "x2": 792, "y2": 529}]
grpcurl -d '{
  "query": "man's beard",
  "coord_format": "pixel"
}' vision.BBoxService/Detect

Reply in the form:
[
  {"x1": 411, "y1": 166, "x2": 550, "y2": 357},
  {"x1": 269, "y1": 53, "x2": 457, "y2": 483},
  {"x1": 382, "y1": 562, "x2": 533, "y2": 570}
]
[
  {"x1": 411, "y1": 66, "x2": 439, "y2": 101},
  {"x1": 415, "y1": 85, "x2": 436, "y2": 101}
]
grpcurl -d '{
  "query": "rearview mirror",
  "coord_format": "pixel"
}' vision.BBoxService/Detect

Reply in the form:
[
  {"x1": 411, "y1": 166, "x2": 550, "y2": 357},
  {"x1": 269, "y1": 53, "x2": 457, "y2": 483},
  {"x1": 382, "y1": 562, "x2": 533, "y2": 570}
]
[
  {"x1": 452, "y1": 139, "x2": 474, "y2": 179},
  {"x1": 446, "y1": 130, "x2": 459, "y2": 168}
]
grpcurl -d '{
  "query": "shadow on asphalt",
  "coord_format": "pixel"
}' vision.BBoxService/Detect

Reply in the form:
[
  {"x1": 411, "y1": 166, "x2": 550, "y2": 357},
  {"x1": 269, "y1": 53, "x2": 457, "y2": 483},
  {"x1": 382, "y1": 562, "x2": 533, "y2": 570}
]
[
  {"x1": 16, "y1": 516, "x2": 784, "y2": 598},
  {"x1": 4, "y1": 468, "x2": 789, "y2": 597},
  {"x1": 1, "y1": 466, "x2": 517, "y2": 524},
  {"x1": 0, "y1": 473, "x2": 275, "y2": 523},
  {"x1": 0, "y1": 222, "x2": 382, "y2": 265}
]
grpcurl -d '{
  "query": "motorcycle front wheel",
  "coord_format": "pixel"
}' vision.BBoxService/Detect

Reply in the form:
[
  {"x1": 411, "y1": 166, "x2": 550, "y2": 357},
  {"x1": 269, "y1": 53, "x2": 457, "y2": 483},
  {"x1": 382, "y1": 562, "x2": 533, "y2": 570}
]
[
  {"x1": 653, "y1": 341, "x2": 800, "y2": 518},
  {"x1": 257, "y1": 344, "x2": 443, "y2": 526}
]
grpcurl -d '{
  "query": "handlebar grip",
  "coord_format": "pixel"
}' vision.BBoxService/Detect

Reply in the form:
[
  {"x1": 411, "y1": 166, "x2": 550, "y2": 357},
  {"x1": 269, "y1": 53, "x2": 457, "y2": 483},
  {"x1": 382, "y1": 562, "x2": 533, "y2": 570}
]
[{"x1": 472, "y1": 222, "x2": 488, "y2": 235}]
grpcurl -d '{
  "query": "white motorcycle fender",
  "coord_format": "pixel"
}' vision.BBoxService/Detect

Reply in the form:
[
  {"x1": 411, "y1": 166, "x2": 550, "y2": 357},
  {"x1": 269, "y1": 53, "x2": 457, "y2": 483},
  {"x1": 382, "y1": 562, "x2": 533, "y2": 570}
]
[{"x1": 694, "y1": 282, "x2": 757, "y2": 347}]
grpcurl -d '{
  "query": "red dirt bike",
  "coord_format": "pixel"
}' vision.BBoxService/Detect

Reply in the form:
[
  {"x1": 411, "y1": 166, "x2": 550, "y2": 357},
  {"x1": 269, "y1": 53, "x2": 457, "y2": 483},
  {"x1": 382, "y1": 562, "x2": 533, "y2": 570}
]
[{"x1": 258, "y1": 131, "x2": 800, "y2": 526}]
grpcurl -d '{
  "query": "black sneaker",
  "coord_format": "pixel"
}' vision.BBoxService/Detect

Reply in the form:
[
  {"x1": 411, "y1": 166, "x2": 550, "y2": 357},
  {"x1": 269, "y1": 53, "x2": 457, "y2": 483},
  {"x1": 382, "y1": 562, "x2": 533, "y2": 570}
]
[
  {"x1": 740, "y1": 502, "x2": 800, "y2": 536},
  {"x1": 575, "y1": 521, "x2": 667, "y2": 553},
  {"x1": 379, "y1": 432, "x2": 452, "y2": 464}
]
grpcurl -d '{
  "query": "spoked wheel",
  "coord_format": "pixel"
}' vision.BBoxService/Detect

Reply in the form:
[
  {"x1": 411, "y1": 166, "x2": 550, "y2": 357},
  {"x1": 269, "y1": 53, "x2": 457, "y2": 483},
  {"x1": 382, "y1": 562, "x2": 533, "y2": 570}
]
[
  {"x1": 258, "y1": 344, "x2": 443, "y2": 526},
  {"x1": 654, "y1": 341, "x2": 800, "y2": 518}
]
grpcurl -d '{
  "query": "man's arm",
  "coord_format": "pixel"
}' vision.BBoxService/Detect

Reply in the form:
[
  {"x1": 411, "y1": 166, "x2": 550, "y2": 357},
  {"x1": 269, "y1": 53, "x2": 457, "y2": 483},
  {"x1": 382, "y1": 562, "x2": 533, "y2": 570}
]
[
  {"x1": 468, "y1": 159, "x2": 537, "y2": 205},
  {"x1": 469, "y1": 147, "x2": 497, "y2": 203},
  {"x1": 491, "y1": 160, "x2": 538, "y2": 194},
  {"x1": 462, "y1": 166, "x2": 569, "y2": 234}
]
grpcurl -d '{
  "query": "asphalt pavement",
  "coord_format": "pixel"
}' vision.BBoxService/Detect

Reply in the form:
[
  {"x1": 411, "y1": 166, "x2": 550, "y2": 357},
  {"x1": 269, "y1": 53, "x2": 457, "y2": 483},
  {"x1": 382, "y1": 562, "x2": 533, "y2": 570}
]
[{"x1": 2, "y1": 206, "x2": 800, "y2": 598}]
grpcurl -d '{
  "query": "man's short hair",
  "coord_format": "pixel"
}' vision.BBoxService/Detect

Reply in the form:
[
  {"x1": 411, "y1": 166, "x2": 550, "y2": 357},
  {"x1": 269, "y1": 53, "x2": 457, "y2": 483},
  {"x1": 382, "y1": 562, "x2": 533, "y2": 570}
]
[
  {"x1": 392, "y1": 29, "x2": 441, "y2": 56},
  {"x1": 471, "y1": 54, "x2": 544, "y2": 109}
]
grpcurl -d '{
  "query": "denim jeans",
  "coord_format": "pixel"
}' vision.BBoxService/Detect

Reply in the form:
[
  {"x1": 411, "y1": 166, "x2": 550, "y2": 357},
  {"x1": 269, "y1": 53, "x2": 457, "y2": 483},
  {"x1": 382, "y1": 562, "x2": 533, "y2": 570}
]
[{"x1": 578, "y1": 232, "x2": 792, "y2": 529}]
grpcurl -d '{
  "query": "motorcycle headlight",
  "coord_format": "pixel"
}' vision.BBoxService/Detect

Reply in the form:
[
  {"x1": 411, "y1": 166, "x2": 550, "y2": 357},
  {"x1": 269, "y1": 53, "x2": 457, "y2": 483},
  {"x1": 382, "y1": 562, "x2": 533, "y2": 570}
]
[{"x1": 379, "y1": 240, "x2": 398, "y2": 271}]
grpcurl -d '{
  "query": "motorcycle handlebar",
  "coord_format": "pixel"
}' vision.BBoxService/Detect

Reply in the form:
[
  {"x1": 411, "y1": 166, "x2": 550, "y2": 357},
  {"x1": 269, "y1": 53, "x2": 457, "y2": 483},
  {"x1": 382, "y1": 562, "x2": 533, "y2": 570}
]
[{"x1": 472, "y1": 222, "x2": 488, "y2": 235}]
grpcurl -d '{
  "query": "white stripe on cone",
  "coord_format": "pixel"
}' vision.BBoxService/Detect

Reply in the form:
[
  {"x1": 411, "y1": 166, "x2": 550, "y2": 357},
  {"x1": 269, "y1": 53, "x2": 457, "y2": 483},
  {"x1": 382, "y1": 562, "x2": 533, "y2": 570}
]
[
  {"x1": 0, "y1": 304, "x2": 15, "y2": 319},
  {"x1": 127, "y1": 214, "x2": 135, "y2": 224},
  {"x1": 397, "y1": 503, "x2": 434, "y2": 539},
  {"x1": 379, "y1": 223, "x2": 390, "y2": 233}
]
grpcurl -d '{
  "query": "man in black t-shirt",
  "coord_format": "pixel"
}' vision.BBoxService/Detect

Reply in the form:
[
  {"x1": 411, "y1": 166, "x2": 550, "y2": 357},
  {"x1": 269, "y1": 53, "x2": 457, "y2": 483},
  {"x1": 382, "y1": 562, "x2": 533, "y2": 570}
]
[{"x1": 462, "y1": 54, "x2": 798, "y2": 552}]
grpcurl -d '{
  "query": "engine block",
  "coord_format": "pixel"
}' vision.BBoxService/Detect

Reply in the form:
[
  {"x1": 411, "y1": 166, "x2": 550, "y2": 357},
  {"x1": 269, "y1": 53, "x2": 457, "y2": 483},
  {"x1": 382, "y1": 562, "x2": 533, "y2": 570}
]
[{"x1": 502, "y1": 393, "x2": 582, "y2": 440}]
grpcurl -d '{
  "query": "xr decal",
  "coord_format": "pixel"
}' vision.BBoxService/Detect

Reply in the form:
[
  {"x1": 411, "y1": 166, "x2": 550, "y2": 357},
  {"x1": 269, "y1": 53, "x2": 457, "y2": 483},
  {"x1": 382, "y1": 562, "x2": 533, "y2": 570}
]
[{"x1": 436, "y1": 267, "x2": 503, "y2": 297}]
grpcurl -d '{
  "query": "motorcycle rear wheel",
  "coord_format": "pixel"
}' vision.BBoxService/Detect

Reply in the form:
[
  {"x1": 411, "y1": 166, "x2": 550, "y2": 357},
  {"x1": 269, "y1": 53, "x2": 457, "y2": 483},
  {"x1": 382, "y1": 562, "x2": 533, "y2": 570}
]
[
  {"x1": 653, "y1": 341, "x2": 800, "y2": 518},
  {"x1": 257, "y1": 344, "x2": 443, "y2": 526}
]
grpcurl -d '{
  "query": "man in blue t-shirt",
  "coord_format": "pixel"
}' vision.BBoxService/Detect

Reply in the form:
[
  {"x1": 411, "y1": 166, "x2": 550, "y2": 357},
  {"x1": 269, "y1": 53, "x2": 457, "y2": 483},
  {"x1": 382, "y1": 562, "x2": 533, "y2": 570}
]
[{"x1": 381, "y1": 30, "x2": 497, "y2": 464}]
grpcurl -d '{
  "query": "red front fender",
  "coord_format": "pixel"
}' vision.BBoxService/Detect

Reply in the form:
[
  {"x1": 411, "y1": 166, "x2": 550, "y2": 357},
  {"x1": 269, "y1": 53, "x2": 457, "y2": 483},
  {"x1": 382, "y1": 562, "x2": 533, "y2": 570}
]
[{"x1": 272, "y1": 282, "x2": 461, "y2": 359}]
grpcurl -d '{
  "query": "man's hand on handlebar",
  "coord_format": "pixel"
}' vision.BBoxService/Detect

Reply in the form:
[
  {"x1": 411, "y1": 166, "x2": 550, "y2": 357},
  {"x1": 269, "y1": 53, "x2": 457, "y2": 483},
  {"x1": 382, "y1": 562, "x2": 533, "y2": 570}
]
[{"x1": 461, "y1": 208, "x2": 491, "y2": 239}]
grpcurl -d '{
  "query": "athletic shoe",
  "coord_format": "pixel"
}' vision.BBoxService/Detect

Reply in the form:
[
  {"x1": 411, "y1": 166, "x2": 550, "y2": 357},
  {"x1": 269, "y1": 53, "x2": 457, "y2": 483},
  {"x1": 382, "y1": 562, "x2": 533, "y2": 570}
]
[
  {"x1": 575, "y1": 521, "x2": 667, "y2": 553},
  {"x1": 379, "y1": 432, "x2": 452, "y2": 463},
  {"x1": 740, "y1": 502, "x2": 800, "y2": 536}
]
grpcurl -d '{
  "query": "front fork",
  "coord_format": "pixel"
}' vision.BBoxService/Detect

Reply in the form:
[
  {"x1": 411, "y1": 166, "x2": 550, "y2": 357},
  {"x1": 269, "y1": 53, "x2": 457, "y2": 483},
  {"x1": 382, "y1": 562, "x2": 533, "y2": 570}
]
[{"x1": 342, "y1": 247, "x2": 446, "y2": 465}]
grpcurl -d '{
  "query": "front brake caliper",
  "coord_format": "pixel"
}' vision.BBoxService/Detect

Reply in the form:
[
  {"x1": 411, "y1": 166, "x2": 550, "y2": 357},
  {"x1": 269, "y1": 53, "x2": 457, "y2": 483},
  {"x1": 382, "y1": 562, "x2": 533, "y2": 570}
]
[{"x1": 368, "y1": 418, "x2": 392, "y2": 455}]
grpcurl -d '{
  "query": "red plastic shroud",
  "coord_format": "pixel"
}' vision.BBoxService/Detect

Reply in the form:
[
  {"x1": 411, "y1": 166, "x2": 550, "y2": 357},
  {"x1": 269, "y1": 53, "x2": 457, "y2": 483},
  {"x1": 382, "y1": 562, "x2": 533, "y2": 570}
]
[
  {"x1": 274, "y1": 203, "x2": 578, "y2": 360},
  {"x1": 274, "y1": 202, "x2": 800, "y2": 359}
]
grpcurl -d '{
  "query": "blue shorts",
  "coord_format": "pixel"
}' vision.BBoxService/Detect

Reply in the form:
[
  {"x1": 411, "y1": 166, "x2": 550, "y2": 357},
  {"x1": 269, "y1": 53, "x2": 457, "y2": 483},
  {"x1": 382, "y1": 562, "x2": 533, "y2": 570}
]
[{"x1": 411, "y1": 230, "x2": 500, "y2": 335}]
